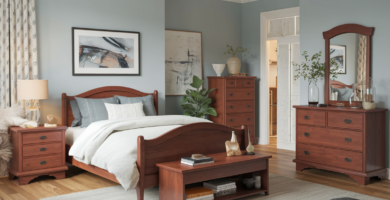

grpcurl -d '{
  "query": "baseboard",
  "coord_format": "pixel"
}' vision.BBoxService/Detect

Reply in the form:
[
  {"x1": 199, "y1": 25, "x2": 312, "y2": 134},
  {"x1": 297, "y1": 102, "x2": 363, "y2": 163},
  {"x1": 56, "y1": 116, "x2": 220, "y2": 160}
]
[
  {"x1": 277, "y1": 141, "x2": 296, "y2": 151},
  {"x1": 387, "y1": 168, "x2": 390, "y2": 180},
  {"x1": 0, "y1": 175, "x2": 8, "y2": 178}
]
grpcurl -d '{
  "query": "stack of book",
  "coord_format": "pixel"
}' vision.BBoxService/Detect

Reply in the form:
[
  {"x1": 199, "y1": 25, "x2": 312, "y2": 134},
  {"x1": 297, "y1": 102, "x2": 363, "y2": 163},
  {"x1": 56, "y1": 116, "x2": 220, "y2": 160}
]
[
  {"x1": 203, "y1": 180, "x2": 237, "y2": 198},
  {"x1": 181, "y1": 156, "x2": 214, "y2": 166},
  {"x1": 185, "y1": 187, "x2": 214, "y2": 200}
]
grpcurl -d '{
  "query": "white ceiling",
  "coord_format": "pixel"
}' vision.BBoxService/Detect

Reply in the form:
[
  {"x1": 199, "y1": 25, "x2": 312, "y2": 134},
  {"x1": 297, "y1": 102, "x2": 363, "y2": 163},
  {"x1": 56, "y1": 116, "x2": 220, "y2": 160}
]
[{"x1": 223, "y1": 0, "x2": 258, "y2": 3}]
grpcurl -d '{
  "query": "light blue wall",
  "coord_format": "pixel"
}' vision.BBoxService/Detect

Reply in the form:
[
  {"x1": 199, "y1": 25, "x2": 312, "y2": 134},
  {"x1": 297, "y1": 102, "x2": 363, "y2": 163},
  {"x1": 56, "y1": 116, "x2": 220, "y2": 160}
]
[
  {"x1": 36, "y1": 0, "x2": 165, "y2": 123},
  {"x1": 241, "y1": 0, "x2": 300, "y2": 137},
  {"x1": 300, "y1": 0, "x2": 390, "y2": 167},
  {"x1": 165, "y1": 0, "x2": 242, "y2": 115}
]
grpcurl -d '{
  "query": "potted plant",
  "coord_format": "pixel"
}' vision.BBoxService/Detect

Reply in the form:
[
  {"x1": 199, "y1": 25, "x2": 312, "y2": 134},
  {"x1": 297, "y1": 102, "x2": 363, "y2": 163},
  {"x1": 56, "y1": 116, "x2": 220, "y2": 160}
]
[
  {"x1": 224, "y1": 44, "x2": 248, "y2": 75},
  {"x1": 293, "y1": 51, "x2": 339, "y2": 105},
  {"x1": 181, "y1": 75, "x2": 217, "y2": 118}
]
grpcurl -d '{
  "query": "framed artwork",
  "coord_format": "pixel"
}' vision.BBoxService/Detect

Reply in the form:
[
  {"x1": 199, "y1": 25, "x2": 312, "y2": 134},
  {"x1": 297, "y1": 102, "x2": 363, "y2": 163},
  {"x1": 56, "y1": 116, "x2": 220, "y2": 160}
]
[
  {"x1": 72, "y1": 28, "x2": 140, "y2": 76},
  {"x1": 165, "y1": 30, "x2": 203, "y2": 96},
  {"x1": 330, "y1": 45, "x2": 346, "y2": 74}
]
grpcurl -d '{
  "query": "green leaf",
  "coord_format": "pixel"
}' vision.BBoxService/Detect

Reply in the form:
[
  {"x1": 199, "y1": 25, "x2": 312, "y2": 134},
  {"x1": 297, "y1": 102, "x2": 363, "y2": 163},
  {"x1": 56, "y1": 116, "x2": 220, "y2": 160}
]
[
  {"x1": 206, "y1": 108, "x2": 217, "y2": 116},
  {"x1": 189, "y1": 75, "x2": 204, "y2": 89}
]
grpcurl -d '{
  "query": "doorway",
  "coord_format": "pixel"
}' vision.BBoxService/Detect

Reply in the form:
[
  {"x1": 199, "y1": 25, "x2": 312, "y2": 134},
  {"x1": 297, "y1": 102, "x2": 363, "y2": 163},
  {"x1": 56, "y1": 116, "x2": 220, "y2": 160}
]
[{"x1": 268, "y1": 40, "x2": 277, "y2": 146}]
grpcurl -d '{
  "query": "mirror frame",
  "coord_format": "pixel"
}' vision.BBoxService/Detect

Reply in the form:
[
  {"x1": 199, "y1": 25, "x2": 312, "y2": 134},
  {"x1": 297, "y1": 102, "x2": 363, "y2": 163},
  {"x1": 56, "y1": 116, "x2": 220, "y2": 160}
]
[{"x1": 323, "y1": 24, "x2": 374, "y2": 106}]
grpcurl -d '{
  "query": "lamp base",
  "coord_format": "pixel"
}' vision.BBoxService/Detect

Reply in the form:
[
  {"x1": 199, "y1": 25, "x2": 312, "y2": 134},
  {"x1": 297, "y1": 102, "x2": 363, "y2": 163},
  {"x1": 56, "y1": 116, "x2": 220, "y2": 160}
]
[{"x1": 26, "y1": 109, "x2": 40, "y2": 123}]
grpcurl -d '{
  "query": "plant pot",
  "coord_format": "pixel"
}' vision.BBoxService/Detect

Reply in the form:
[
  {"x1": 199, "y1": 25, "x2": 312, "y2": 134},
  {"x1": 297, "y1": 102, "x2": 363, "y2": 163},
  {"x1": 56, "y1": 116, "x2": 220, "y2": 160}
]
[
  {"x1": 308, "y1": 82, "x2": 319, "y2": 106},
  {"x1": 226, "y1": 54, "x2": 241, "y2": 74},
  {"x1": 212, "y1": 64, "x2": 226, "y2": 76}
]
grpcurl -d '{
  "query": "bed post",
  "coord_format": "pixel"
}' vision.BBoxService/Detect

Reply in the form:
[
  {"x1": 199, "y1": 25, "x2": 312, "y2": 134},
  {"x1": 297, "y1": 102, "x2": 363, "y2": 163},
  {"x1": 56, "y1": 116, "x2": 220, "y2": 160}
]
[
  {"x1": 136, "y1": 136, "x2": 145, "y2": 200},
  {"x1": 153, "y1": 90, "x2": 158, "y2": 115},
  {"x1": 62, "y1": 93, "x2": 68, "y2": 126},
  {"x1": 241, "y1": 125, "x2": 249, "y2": 148}
]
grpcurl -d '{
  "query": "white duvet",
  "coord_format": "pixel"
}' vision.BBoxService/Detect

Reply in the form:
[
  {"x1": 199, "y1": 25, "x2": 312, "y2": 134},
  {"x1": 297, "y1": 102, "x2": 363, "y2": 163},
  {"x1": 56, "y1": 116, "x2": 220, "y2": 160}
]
[{"x1": 69, "y1": 115, "x2": 211, "y2": 190}]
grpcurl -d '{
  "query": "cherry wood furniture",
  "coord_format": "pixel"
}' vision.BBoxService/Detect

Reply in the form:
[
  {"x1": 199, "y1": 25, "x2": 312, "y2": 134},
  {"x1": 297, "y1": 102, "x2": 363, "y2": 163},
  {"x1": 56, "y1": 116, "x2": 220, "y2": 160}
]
[
  {"x1": 323, "y1": 24, "x2": 374, "y2": 106},
  {"x1": 293, "y1": 105, "x2": 387, "y2": 185},
  {"x1": 62, "y1": 86, "x2": 250, "y2": 200},
  {"x1": 208, "y1": 76, "x2": 257, "y2": 144},
  {"x1": 8, "y1": 125, "x2": 68, "y2": 185},
  {"x1": 157, "y1": 151, "x2": 271, "y2": 200}
]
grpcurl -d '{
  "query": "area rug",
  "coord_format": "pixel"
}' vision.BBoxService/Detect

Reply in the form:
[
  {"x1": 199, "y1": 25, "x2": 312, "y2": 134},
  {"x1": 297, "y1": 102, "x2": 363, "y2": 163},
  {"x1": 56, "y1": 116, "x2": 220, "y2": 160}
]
[{"x1": 40, "y1": 174, "x2": 384, "y2": 200}]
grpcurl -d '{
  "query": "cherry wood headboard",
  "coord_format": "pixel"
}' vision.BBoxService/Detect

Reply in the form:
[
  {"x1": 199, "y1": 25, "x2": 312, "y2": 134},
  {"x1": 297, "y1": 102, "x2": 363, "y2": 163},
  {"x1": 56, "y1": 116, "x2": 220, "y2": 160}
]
[{"x1": 61, "y1": 86, "x2": 158, "y2": 126}]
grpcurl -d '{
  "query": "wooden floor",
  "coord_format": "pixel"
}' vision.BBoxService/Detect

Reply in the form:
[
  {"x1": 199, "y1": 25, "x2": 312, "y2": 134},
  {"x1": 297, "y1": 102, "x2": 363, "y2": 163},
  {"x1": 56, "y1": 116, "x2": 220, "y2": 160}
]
[{"x1": 1, "y1": 144, "x2": 390, "y2": 200}]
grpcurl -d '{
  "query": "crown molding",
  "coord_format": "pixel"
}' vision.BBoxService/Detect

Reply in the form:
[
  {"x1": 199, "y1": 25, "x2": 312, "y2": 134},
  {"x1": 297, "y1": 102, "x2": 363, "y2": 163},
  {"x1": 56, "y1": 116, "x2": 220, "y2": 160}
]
[{"x1": 223, "y1": 0, "x2": 258, "y2": 4}]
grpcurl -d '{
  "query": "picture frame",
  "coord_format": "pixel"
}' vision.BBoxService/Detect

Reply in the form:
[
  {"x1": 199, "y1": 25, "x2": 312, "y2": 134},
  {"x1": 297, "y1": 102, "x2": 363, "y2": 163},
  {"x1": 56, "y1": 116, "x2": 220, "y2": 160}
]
[
  {"x1": 165, "y1": 30, "x2": 203, "y2": 96},
  {"x1": 330, "y1": 44, "x2": 346, "y2": 74},
  {"x1": 72, "y1": 27, "x2": 140, "y2": 76}
]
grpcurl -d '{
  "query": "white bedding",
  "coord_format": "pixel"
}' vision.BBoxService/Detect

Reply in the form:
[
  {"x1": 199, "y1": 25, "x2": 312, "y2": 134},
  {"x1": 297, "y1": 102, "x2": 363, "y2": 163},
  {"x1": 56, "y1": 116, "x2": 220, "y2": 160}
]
[
  {"x1": 69, "y1": 115, "x2": 211, "y2": 190},
  {"x1": 65, "y1": 127, "x2": 86, "y2": 145}
]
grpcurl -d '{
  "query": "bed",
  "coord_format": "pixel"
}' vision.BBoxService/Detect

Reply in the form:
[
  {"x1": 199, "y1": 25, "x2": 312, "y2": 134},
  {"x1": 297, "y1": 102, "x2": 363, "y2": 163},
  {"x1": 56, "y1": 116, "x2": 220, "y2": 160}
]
[{"x1": 62, "y1": 86, "x2": 249, "y2": 200}]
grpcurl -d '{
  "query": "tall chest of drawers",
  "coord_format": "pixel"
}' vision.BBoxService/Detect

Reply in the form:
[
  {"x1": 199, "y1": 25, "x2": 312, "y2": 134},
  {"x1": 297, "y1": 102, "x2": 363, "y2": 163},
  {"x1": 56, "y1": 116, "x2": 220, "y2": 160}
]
[
  {"x1": 208, "y1": 76, "x2": 257, "y2": 144},
  {"x1": 8, "y1": 126, "x2": 68, "y2": 185},
  {"x1": 293, "y1": 106, "x2": 387, "y2": 185}
]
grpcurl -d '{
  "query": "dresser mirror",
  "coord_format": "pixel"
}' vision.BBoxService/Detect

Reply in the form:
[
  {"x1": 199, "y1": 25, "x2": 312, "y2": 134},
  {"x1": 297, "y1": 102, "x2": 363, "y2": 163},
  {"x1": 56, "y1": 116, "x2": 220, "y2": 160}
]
[{"x1": 323, "y1": 24, "x2": 374, "y2": 106}]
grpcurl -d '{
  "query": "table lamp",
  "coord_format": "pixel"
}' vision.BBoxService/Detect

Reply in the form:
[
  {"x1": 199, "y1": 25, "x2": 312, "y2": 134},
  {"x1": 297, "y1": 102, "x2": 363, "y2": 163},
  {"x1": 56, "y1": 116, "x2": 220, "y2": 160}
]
[{"x1": 17, "y1": 80, "x2": 48, "y2": 123}]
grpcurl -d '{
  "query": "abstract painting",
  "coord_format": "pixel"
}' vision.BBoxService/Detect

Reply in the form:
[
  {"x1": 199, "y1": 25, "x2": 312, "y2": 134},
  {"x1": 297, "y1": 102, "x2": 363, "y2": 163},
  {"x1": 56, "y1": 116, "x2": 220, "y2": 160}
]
[
  {"x1": 165, "y1": 30, "x2": 203, "y2": 96},
  {"x1": 73, "y1": 28, "x2": 140, "y2": 75},
  {"x1": 330, "y1": 45, "x2": 346, "y2": 74}
]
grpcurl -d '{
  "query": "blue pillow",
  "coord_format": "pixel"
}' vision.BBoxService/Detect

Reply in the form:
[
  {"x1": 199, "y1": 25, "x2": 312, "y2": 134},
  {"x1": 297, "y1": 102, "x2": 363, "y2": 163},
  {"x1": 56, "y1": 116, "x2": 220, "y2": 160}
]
[
  {"x1": 75, "y1": 97, "x2": 118, "y2": 128},
  {"x1": 115, "y1": 95, "x2": 157, "y2": 116},
  {"x1": 70, "y1": 100, "x2": 82, "y2": 127}
]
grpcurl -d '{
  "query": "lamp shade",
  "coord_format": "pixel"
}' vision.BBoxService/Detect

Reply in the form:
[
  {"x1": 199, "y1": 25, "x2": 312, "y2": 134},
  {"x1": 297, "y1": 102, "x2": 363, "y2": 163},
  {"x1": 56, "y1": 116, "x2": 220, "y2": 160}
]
[{"x1": 17, "y1": 80, "x2": 49, "y2": 100}]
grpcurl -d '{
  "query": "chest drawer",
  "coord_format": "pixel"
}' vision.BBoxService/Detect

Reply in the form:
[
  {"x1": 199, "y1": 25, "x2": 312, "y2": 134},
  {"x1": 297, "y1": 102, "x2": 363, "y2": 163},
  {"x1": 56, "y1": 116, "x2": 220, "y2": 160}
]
[
  {"x1": 297, "y1": 126, "x2": 363, "y2": 152},
  {"x1": 226, "y1": 89, "x2": 254, "y2": 100},
  {"x1": 226, "y1": 79, "x2": 236, "y2": 88},
  {"x1": 226, "y1": 100, "x2": 254, "y2": 113},
  {"x1": 297, "y1": 144, "x2": 362, "y2": 172},
  {"x1": 22, "y1": 131, "x2": 62, "y2": 145},
  {"x1": 328, "y1": 112, "x2": 363, "y2": 130},
  {"x1": 297, "y1": 110, "x2": 325, "y2": 126},
  {"x1": 226, "y1": 113, "x2": 255, "y2": 127},
  {"x1": 242, "y1": 79, "x2": 255, "y2": 88},
  {"x1": 22, "y1": 143, "x2": 62, "y2": 157},
  {"x1": 23, "y1": 155, "x2": 62, "y2": 171}
]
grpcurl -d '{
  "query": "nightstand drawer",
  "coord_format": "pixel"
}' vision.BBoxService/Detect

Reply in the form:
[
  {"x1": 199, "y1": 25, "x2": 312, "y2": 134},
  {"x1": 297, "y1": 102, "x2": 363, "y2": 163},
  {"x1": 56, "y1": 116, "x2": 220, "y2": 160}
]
[
  {"x1": 22, "y1": 131, "x2": 62, "y2": 145},
  {"x1": 22, "y1": 143, "x2": 62, "y2": 157},
  {"x1": 23, "y1": 155, "x2": 62, "y2": 171}
]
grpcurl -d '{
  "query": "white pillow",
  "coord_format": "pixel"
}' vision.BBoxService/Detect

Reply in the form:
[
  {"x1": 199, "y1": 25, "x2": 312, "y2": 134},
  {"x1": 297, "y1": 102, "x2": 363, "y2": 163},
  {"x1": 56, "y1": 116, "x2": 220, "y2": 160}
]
[{"x1": 104, "y1": 102, "x2": 145, "y2": 120}]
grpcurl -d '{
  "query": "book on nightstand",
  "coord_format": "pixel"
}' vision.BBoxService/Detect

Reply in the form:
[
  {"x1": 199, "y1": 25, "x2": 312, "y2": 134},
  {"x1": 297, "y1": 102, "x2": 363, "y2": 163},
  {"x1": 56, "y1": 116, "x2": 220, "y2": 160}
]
[
  {"x1": 181, "y1": 156, "x2": 214, "y2": 166},
  {"x1": 185, "y1": 187, "x2": 214, "y2": 200}
]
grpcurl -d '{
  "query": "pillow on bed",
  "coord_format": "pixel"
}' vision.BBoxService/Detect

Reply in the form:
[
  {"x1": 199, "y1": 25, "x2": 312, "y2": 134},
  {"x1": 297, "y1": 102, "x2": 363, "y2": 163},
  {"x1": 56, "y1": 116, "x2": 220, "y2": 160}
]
[
  {"x1": 105, "y1": 102, "x2": 145, "y2": 120},
  {"x1": 114, "y1": 95, "x2": 157, "y2": 116},
  {"x1": 70, "y1": 100, "x2": 82, "y2": 127},
  {"x1": 75, "y1": 97, "x2": 119, "y2": 128}
]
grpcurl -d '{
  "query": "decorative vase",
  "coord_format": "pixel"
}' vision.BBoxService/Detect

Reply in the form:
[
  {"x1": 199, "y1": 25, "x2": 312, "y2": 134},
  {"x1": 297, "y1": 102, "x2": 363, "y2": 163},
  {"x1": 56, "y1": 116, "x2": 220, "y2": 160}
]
[
  {"x1": 361, "y1": 77, "x2": 376, "y2": 110},
  {"x1": 212, "y1": 64, "x2": 226, "y2": 76},
  {"x1": 308, "y1": 82, "x2": 319, "y2": 106},
  {"x1": 226, "y1": 54, "x2": 241, "y2": 75},
  {"x1": 349, "y1": 83, "x2": 361, "y2": 108}
]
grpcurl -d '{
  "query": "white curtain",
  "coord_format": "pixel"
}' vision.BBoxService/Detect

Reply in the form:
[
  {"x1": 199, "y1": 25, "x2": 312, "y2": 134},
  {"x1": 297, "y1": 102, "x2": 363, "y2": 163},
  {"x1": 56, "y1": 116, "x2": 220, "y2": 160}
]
[{"x1": 0, "y1": 0, "x2": 39, "y2": 109}]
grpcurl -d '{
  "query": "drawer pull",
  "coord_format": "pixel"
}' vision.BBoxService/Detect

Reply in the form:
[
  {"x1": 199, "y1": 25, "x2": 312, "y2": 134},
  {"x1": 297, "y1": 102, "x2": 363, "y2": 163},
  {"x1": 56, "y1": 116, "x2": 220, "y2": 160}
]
[
  {"x1": 304, "y1": 132, "x2": 310, "y2": 137},
  {"x1": 247, "y1": 118, "x2": 250, "y2": 121},
  {"x1": 247, "y1": 81, "x2": 250, "y2": 84},
  {"x1": 230, "y1": 119, "x2": 233, "y2": 122},
  {"x1": 344, "y1": 119, "x2": 352, "y2": 124},
  {"x1": 247, "y1": 105, "x2": 250, "y2": 108},
  {"x1": 304, "y1": 116, "x2": 310, "y2": 120},
  {"x1": 230, "y1": 81, "x2": 234, "y2": 85},
  {"x1": 345, "y1": 158, "x2": 352, "y2": 162},
  {"x1": 345, "y1": 138, "x2": 352, "y2": 142},
  {"x1": 230, "y1": 93, "x2": 233, "y2": 96},
  {"x1": 40, "y1": 147, "x2": 47, "y2": 151},
  {"x1": 40, "y1": 136, "x2": 47, "y2": 140},
  {"x1": 40, "y1": 161, "x2": 47, "y2": 165},
  {"x1": 304, "y1": 151, "x2": 310, "y2": 155},
  {"x1": 247, "y1": 93, "x2": 250, "y2": 95},
  {"x1": 230, "y1": 106, "x2": 233, "y2": 109}
]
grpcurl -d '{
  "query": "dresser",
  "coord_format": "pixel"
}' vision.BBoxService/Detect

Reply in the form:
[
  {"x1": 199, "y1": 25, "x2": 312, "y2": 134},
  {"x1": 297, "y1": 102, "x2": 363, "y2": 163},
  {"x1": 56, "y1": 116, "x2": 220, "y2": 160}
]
[
  {"x1": 8, "y1": 126, "x2": 68, "y2": 185},
  {"x1": 208, "y1": 76, "x2": 257, "y2": 144},
  {"x1": 293, "y1": 106, "x2": 387, "y2": 185}
]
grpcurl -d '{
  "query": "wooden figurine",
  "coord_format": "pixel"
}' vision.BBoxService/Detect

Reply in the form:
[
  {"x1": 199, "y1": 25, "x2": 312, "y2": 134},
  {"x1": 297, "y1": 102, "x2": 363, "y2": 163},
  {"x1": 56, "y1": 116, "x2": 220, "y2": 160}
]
[{"x1": 225, "y1": 131, "x2": 242, "y2": 156}]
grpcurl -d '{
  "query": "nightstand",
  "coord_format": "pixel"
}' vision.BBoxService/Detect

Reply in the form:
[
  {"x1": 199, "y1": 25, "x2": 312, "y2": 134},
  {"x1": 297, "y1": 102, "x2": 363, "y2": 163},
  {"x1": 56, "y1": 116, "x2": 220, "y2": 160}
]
[{"x1": 8, "y1": 125, "x2": 68, "y2": 185}]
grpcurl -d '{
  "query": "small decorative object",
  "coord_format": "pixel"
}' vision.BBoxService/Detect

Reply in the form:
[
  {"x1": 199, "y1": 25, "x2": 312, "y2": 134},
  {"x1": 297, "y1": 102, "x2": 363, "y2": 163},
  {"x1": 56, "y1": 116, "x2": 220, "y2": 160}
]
[
  {"x1": 230, "y1": 73, "x2": 248, "y2": 77},
  {"x1": 166, "y1": 30, "x2": 203, "y2": 95},
  {"x1": 46, "y1": 114, "x2": 58, "y2": 125},
  {"x1": 349, "y1": 83, "x2": 361, "y2": 108},
  {"x1": 255, "y1": 176, "x2": 261, "y2": 189},
  {"x1": 191, "y1": 154, "x2": 204, "y2": 159},
  {"x1": 244, "y1": 128, "x2": 255, "y2": 155},
  {"x1": 225, "y1": 131, "x2": 242, "y2": 157},
  {"x1": 73, "y1": 28, "x2": 140, "y2": 76},
  {"x1": 242, "y1": 178, "x2": 255, "y2": 190},
  {"x1": 181, "y1": 76, "x2": 217, "y2": 118},
  {"x1": 317, "y1": 104, "x2": 328, "y2": 107},
  {"x1": 224, "y1": 44, "x2": 248, "y2": 75},
  {"x1": 293, "y1": 51, "x2": 339, "y2": 105},
  {"x1": 44, "y1": 123, "x2": 57, "y2": 128},
  {"x1": 17, "y1": 80, "x2": 49, "y2": 123},
  {"x1": 212, "y1": 64, "x2": 226, "y2": 76},
  {"x1": 330, "y1": 45, "x2": 346, "y2": 74},
  {"x1": 336, "y1": 103, "x2": 345, "y2": 108},
  {"x1": 361, "y1": 77, "x2": 376, "y2": 110}
]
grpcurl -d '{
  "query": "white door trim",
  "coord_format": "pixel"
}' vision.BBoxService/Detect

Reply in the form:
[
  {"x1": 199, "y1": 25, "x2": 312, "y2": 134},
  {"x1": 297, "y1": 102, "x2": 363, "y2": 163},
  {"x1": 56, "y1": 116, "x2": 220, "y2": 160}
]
[{"x1": 259, "y1": 7, "x2": 300, "y2": 145}]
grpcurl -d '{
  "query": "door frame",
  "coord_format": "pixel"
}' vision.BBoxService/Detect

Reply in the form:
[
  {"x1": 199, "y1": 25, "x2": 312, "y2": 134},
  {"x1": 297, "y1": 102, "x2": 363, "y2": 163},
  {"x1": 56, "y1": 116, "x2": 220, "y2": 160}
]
[{"x1": 259, "y1": 7, "x2": 299, "y2": 145}]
